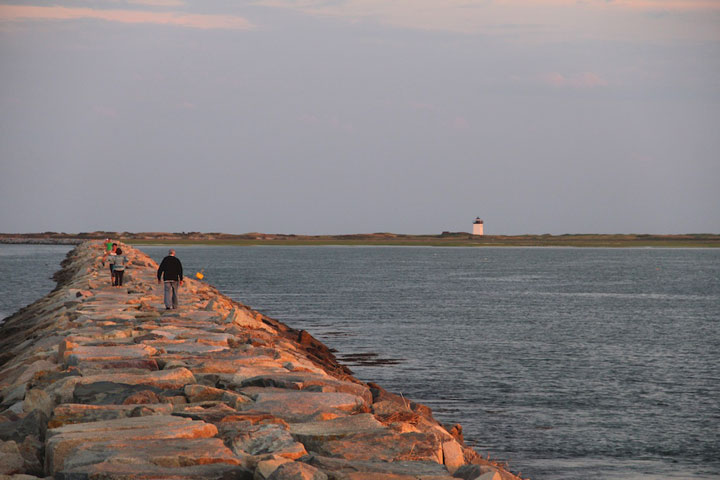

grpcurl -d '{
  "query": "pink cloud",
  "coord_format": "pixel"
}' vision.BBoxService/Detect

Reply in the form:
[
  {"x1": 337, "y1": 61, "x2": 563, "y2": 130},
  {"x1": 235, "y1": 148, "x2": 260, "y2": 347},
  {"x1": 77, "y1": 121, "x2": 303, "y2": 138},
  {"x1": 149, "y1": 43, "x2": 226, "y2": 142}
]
[
  {"x1": 0, "y1": 5, "x2": 253, "y2": 29},
  {"x1": 451, "y1": 116, "x2": 470, "y2": 130},
  {"x1": 607, "y1": 0, "x2": 720, "y2": 11},
  {"x1": 541, "y1": 72, "x2": 609, "y2": 88},
  {"x1": 127, "y1": 0, "x2": 186, "y2": 6}
]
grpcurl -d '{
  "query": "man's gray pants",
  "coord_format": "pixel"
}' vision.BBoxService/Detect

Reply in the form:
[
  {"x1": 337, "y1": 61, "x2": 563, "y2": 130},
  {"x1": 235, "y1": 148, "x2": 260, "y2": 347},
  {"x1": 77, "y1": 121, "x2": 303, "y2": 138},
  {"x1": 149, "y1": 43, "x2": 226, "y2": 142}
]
[{"x1": 164, "y1": 281, "x2": 179, "y2": 309}]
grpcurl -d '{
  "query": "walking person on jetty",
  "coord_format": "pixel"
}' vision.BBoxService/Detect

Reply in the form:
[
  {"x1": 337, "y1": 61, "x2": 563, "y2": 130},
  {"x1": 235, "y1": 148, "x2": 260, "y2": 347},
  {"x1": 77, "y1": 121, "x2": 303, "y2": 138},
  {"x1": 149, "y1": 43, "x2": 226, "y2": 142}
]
[
  {"x1": 157, "y1": 249, "x2": 183, "y2": 310},
  {"x1": 109, "y1": 248, "x2": 129, "y2": 287},
  {"x1": 101, "y1": 243, "x2": 117, "y2": 285}
]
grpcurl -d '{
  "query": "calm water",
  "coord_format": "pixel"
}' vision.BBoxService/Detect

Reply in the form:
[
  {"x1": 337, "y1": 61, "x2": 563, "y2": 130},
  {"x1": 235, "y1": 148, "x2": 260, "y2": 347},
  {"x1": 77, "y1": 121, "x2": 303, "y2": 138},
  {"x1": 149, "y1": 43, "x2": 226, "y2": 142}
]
[
  {"x1": 2, "y1": 245, "x2": 719, "y2": 480},
  {"x1": 0, "y1": 244, "x2": 73, "y2": 320}
]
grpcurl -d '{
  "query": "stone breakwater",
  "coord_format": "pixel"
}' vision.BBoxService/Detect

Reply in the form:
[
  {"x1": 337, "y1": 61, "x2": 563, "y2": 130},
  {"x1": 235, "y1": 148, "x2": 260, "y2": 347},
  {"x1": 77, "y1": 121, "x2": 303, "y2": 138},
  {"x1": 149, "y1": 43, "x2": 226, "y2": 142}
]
[{"x1": 0, "y1": 242, "x2": 522, "y2": 480}]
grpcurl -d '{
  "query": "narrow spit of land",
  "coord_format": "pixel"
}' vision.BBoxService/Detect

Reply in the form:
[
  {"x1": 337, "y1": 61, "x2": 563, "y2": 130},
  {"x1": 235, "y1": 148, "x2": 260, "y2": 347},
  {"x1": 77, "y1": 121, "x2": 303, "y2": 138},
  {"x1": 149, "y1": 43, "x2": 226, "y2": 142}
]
[
  {"x1": 0, "y1": 241, "x2": 521, "y2": 480},
  {"x1": 2, "y1": 232, "x2": 720, "y2": 248}
]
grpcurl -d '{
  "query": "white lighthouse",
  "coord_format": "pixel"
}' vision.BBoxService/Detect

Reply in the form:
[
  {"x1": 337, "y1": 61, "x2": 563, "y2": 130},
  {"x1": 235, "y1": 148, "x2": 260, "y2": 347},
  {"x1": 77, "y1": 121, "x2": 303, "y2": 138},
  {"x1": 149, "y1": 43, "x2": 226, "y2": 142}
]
[{"x1": 472, "y1": 217, "x2": 484, "y2": 236}]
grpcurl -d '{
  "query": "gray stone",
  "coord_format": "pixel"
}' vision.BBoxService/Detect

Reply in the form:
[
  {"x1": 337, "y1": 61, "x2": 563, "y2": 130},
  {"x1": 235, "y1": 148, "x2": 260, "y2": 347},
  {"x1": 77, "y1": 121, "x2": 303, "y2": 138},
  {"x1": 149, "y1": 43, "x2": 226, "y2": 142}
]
[
  {"x1": 0, "y1": 385, "x2": 26, "y2": 408},
  {"x1": 0, "y1": 411, "x2": 48, "y2": 443},
  {"x1": 0, "y1": 441, "x2": 25, "y2": 475},
  {"x1": 240, "y1": 373, "x2": 371, "y2": 405},
  {"x1": 442, "y1": 440, "x2": 465, "y2": 474},
  {"x1": 49, "y1": 403, "x2": 173, "y2": 427},
  {"x1": 144, "y1": 341, "x2": 228, "y2": 355},
  {"x1": 76, "y1": 367, "x2": 196, "y2": 391},
  {"x1": 301, "y1": 430, "x2": 443, "y2": 464},
  {"x1": 452, "y1": 464, "x2": 499, "y2": 480},
  {"x1": 226, "y1": 308, "x2": 275, "y2": 333},
  {"x1": 184, "y1": 384, "x2": 227, "y2": 403},
  {"x1": 46, "y1": 415, "x2": 219, "y2": 474},
  {"x1": 63, "y1": 344, "x2": 158, "y2": 365},
  {"x1": 58, "y1": 460, "x2": 251, "y2": 480},
  {"x1": 255, "y1": 457, "x2": 294, "y2": 480},
  {"x1": 241, "y1": 390, "x2": 365, "y2": 423},
  {"x1": 16, "y1": 435, "x2": 42, "y2": 477},
  {"x1": 232, "y1": 423, "x2": 306, "y2": 460},
  {"x1": 72, "y1": 381, "x2": 171, "y2": 405},
  {"x1": 290, "y1": 413, "x2": 387, "y2": 443},
  {"x1": 302, "y1": 455, "x2": 450, "y2": 477},
  {"x1": 476, "y1": 472, "x2": 503, "y2": 480},
  {"x1": 172, "y1": 401, "x2": 239, "y2": 424},
  {"x1": 22, "y1": 390, "x2": 53, "y2": 418}
]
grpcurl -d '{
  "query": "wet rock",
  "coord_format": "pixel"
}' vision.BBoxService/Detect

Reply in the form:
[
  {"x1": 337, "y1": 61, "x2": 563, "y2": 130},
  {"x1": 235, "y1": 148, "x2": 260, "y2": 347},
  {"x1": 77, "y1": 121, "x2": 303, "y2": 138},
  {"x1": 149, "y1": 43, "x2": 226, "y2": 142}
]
[{"x1": 266, "y1": 461, "x2": 327, "y2": 480}]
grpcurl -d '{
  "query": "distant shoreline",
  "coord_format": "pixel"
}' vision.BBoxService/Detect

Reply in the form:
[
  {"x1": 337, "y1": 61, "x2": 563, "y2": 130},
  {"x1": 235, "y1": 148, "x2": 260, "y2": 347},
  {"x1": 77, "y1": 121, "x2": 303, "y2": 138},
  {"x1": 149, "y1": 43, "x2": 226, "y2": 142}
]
[{"x1": 1, "y1": 232, "x2": 719, "y2": 248}]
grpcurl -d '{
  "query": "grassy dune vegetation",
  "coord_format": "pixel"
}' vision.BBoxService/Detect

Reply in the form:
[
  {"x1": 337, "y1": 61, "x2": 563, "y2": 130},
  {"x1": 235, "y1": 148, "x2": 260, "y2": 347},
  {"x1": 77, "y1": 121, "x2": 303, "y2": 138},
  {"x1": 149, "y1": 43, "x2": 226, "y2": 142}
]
[{"x1": 2, "y1": 232, "x2": 719, "y2": 248}]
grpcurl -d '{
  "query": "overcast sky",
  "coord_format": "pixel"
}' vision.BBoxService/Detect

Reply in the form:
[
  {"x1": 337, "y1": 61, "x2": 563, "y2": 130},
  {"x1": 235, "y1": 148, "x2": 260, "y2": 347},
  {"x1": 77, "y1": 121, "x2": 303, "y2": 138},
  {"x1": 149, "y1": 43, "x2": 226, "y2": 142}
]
[{"x1": 1, "y1": 0, "x2": 718, "y2": 235}]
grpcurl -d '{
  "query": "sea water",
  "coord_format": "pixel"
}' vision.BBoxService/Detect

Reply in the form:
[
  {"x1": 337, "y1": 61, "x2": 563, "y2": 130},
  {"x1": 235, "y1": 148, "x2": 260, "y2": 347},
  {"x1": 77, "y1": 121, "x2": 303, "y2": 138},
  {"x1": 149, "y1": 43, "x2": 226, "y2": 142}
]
[
  {"x1": 0, "y1": 244, "x2": 73, "y2": 321},
  {"x1": 2, "y1": 244, "x2": 719, "y2": 480}
]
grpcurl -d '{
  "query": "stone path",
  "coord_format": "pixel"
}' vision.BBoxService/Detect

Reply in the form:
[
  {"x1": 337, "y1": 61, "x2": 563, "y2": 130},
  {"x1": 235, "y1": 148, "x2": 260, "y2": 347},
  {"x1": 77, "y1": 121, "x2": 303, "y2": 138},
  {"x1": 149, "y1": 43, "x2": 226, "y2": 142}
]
[{"x1": 0, "y1": 242, "x2": 521, "y2": 480}]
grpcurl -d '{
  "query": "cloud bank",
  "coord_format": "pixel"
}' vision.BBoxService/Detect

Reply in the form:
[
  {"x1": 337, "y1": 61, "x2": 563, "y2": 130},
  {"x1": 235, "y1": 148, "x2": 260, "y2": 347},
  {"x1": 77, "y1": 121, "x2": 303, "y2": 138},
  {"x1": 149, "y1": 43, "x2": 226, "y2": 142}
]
[{"x1": 0, "y1": 5, "x2": 253, "y2": 29}]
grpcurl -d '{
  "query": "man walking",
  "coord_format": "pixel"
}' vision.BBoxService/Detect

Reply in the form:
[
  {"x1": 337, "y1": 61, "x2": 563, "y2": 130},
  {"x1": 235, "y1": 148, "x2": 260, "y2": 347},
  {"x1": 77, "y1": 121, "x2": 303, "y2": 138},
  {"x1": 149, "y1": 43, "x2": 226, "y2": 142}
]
[{"x1": 157, "y1": 249, "x2": 183, "y2": 310}]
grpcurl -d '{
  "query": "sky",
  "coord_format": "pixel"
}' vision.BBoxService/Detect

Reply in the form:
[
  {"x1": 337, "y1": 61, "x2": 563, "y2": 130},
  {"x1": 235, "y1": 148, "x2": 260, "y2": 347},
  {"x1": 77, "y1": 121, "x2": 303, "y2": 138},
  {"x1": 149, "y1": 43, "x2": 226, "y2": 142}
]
[{"x1": 1, "y1": 0, "x2": 719, "y2": 235}]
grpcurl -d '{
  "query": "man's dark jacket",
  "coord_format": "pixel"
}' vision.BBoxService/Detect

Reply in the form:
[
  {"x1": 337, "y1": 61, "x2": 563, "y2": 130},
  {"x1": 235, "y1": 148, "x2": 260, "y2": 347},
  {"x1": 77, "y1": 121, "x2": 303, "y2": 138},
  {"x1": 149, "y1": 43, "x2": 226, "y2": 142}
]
[{"x1": 157, "y1": 255, "x2": 183, "y2": 281}]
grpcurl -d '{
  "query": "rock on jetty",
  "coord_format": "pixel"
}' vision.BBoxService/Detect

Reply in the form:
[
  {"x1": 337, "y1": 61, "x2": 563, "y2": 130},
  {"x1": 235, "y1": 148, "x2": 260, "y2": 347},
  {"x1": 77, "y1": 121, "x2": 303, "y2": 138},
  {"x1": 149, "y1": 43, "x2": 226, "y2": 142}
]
[{"x1": 0, "y1": 241, "x2": 522, "y2": 480}]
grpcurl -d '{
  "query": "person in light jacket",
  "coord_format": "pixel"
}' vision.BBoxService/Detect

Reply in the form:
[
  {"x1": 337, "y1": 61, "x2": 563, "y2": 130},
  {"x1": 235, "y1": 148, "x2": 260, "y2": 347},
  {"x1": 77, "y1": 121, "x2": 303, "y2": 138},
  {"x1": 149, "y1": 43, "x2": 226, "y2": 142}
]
[{"x1": 109, "y1": 247, "x2": 129, "y2": 287}]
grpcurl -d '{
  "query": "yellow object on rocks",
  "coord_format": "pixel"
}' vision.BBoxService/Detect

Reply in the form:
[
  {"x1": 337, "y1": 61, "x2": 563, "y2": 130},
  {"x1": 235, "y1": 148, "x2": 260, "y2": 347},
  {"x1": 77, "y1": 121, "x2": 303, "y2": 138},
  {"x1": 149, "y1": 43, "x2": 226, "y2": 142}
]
[{"x1": 195, "y1": 270, "x2": 204, "y2": 280}]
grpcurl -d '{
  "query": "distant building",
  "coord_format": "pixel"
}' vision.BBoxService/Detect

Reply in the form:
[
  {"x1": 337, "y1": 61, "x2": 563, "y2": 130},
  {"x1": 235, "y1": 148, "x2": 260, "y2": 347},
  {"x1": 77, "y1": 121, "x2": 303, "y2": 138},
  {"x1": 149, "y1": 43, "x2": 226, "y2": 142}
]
[{"x1": 472, "y1": 217, "x2": 484, "y2": 236}]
